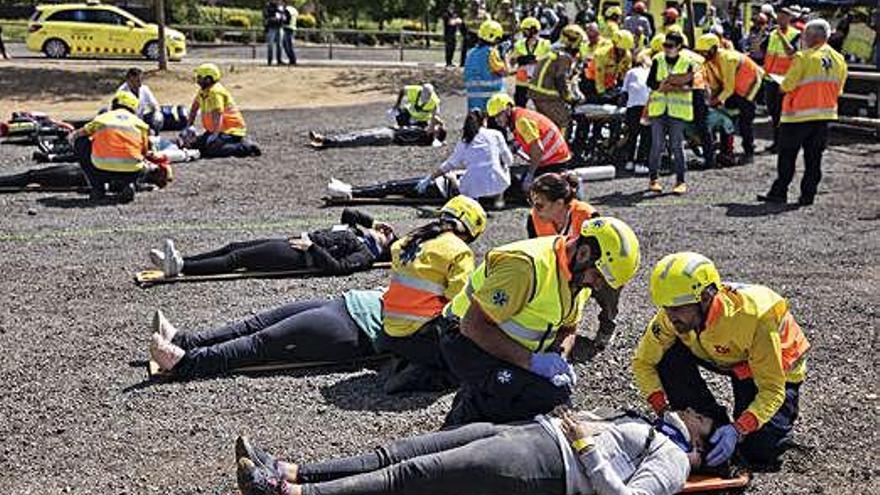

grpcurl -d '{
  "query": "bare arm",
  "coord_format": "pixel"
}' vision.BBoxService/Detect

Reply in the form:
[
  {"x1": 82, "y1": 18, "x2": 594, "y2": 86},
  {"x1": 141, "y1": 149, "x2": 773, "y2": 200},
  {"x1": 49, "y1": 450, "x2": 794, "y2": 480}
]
[
  {"x1": 460, "y1": 303, "x2": 532, "y2": 369},
  {"x1": 554, "y1": 326, "x2": 578, "y2": 360},
  {"x1": 187, "y1": 99, "x2": 200, "y2": 127}
]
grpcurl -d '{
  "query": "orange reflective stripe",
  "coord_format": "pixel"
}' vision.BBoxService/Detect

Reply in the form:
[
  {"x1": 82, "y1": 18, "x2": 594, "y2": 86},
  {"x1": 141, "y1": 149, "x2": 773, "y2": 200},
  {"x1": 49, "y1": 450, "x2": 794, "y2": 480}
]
[
  {"x1": 778, "y1": 312, "x2": 810, "y2": 371},
  {"x1": 512, "y1": 108, "x2": 572, "y2": 166}
]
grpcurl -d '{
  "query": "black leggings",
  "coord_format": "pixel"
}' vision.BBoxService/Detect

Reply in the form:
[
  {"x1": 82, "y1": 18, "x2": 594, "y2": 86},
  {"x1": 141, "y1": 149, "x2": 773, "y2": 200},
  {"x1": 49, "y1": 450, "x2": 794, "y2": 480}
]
[
  {"x1": 298, "y1": 421, "x2": 565, "y2": 495},
  {"x1": 182, "y1": 238, "x2": 308, "y2": 275},
  {"x1": 172, "y1": 298, "x2": 375, "y2": 377},
  {"x1": 352, "y1": 177, "x2": 456, "y2": 199},
  {"x1": 0, "y1": 164, "x2": 87, "y2": 188}
]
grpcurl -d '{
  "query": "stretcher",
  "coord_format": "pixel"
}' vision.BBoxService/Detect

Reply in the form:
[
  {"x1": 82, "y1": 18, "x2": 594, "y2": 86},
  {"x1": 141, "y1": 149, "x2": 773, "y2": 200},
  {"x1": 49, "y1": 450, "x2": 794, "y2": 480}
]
[
  {"x1": 134, "y1": 262, "x2": 392, "y2": 288},
  {"x1": 147, "y1": 353, "x2": 392, "y2": 381},
  {"x1": 322, "y1": 196, "x2": 447, "y2": 206},
  {"x1": 680, "y1": 472, "x2": 751, "y2": 494},
  {"x1": 570, "y1": 104, "x2": 628, "y2": 166}
]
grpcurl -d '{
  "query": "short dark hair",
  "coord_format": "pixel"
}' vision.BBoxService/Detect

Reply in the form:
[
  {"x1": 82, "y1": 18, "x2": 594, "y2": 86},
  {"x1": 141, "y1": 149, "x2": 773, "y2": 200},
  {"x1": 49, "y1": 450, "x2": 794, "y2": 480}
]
[
  {"x1": 125, "y1": 67, "x2": 143, "y2": 79},
  {"x1": 666, "y1": 32, "x2": 685, "y2": 47}
]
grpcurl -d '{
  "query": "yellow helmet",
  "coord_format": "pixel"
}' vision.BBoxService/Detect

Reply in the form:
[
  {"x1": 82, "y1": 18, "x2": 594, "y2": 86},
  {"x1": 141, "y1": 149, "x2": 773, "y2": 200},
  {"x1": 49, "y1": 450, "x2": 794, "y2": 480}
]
[
  {"x1": 112, "y1": 90, "x2": 139, "y2": 113},
  {"x1": 695, "y1": 33, "x2": 720, "y2": 52},
  {"x1": 650, "y1": 34, "x2": 665, "y2": 52},
  {"x1": 561, "y1": 24, "x2": 586, "y2": 49},
  {"x1": 612, "y1": 29, "x2": 635, "y2": 50},
  {"x1": 194, "y1": 63, "x2": 221, "y2": 82},
  {"x1": 486, "y1": 92, "x2": 514, "y2": 117},
  {"x1": 520, "y1": 16, "x2": 541, "y2": 32},
  {"x1": 441, "y1": 195, "x2": 487, "y2": 240},
  {"x1": 580, "y1": 217, "x2": 640, "y2": 289},
  {"x1": 478, "y1": 20, "x2": 504, "y2": 43},
  {"x1": 605, "y1": 5, "x2": 623, "y2": 18},
  {"x1": 650, "y1": 252, "x2": 721, "y2": 308}
]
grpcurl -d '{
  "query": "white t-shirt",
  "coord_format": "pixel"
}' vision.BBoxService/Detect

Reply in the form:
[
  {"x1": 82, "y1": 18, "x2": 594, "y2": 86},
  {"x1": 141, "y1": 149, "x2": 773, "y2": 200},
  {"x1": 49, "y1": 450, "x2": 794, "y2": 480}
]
[
  {"x1": 622, "y1": 66, "x2": 650, "y2": 108},
  {"x1": 439, "y1": 127, "x2": 512, "y2": 199},
  {"x1": 118, "y1": 82, "x2": 160, "y2": 118}
]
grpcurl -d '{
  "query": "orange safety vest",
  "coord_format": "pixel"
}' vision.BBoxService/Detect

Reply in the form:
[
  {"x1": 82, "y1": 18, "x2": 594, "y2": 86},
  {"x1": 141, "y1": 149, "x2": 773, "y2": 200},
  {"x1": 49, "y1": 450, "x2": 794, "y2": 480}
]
[
  {"x1": 530, "y1": 200, "x2": 597, "y2": 240},
  {"x1": 733, "y1": 51, "x2": 762, "y2": 99},
  {"x1": 88, "y1": 109, "x2": 148, "y2": 173},
  {"x1": 781, "y1": 43, "x2": 847, "y2": 123},
  {"x1": 764, "y1": 27, "x2": 800, "y2": 76},
  {"x1": 197, "y1": 83, "x2": 247, "y2": 137},
  {"x1": 512, "y1": 108, "x2": 572, "y2": 167}
]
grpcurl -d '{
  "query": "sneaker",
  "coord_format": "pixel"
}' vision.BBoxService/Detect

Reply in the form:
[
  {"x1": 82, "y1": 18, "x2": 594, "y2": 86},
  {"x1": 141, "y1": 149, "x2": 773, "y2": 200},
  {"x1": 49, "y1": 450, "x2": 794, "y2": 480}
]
[
  {"x1": 326, "y1": 178, "x2": 353, "y2": 200},
  {"x1": 148, "y1": 249, "x2": 165, "y2": 269},
  {"x1": 634, "y1": 164, "x2": 650, "y2": 175},
  {"x1": 152, "y1": 309, "x2": 178, "y2": 342},
  {"x1": 797, "y1": 196, "x2": 814, "y2": 206},
  {"x1": 250, "y1": 144, "x2": 262, "y2": 157},
  {"x1": 149, "y1": 333, "x2": 184, "y2": 371},
  {"x1": 624, "y1": 161, "x2": 634, "y2": 171},
  {"x1": 237, "y1": 457, "x2": 291, "y2": 495},
  {"x1": 672, "y1": 182, "x2": 688, "y2": 195},
  {"x1": 118, "y1": 182, "x2": 136, "y2": 203},
  {"x1": 756, "y1": 193, "x2": 786, "y2": 204},
  {"x1": 235, "y1": 436, "x2": 282, "y2": 480},
  {"x1": 649, "y1": 180, "x2": 663, "y2": 193},
  {"x1": 163, "y1": 239, "x2": 184, "y2": 277}
]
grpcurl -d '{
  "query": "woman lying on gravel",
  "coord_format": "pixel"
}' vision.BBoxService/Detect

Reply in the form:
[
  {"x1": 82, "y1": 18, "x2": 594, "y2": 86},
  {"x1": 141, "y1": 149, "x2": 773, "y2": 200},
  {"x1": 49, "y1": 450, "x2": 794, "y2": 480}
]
[
  {"x1": 0, "y1": 162, "x2": 173, "y2": 192},
  {"x1": 149, "y1": 208, "x2": 396, "y2": 278},
  {"x1": 326, "y1": 109, "x2": 512, "y2": 210},
  {"x1": 149, "y1": 290, "x2": 386, "y2": 377},
  {"x1": 234, "y1": 407, "x2": 713, "y2": 495},
  {"x1": 308, "y1": 121, "x2": 447, "y2": 149}
]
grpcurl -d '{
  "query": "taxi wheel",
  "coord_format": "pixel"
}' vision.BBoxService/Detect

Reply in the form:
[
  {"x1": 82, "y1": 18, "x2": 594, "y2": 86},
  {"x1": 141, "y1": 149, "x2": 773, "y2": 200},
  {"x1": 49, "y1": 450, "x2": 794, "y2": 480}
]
[
  {"x1": 143, "y1": 41, "x2": 161, "y2": 60},
  {"x1": 43, "y1": 39, "x2": 69, "y2": 59}
]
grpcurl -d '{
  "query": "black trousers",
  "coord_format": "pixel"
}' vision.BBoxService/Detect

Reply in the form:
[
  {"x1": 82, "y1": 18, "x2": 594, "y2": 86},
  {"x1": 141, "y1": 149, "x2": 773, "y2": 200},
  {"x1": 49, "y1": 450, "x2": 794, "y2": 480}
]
[
  {"x1": 764, "y1": 80, "x2": 783, "y2": 146},
  {"x1": 693, "y1": 90, "x2": 716, "y2": 167},
  {"x1": 182, "y1": 238, "x2": 308, "y2": 275},
  {"x1": 0, "y1": 164, "x2": 87, "y2": 188},
  {"x1": 352, "y1": 177, "x2": 456, "y2": 200},
  {"x1": 193, "y1": 132, "x2": 254, "y2": 158},
  {"x1": 298, "y1": 421, "x2": 565, "y2": 495},
  {"x1": 514, "y1": 84, "x2": 530, "y2": 108},
  {"x1": 622, "y1": 105, "x2": 650, "y2": 164},
  {"x1": 444, "y1": 34, "x2": 457, "y2": 66},
  {"x1": 440, "y1": 331, "x2": 572, "y2": 427},
  {"x1": 172, "y1": 298, "x2": 375, "y2": 377},
  {"x1": 722, "y1": 95, "x2": 756, "y2": 154},
  {"x1": 767, "y1": 121, "x2": 828, "y2": 202},
  {"x1": 658, "y1": 341, "x2": 801, "y2": 466},
  {"x1": 75, "y1": 136, "x2": 142, "y2": 192}
]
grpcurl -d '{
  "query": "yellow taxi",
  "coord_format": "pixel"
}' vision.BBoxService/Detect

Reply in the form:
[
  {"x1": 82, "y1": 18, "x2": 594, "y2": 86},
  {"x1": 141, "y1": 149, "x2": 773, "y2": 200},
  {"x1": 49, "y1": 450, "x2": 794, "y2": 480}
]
[{"x1": 26, "y1": 1, "x2": 187, "y2": 60}]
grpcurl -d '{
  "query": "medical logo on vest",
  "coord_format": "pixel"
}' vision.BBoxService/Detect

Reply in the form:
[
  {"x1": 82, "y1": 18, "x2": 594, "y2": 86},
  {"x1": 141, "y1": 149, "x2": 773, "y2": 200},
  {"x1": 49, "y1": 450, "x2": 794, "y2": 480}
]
[
  {"x1": 496, "y1": 369, "x2": 513, "y2": 384},
  {"x1": 492, "y1": 289, "x2": 509, "y2": 307}
]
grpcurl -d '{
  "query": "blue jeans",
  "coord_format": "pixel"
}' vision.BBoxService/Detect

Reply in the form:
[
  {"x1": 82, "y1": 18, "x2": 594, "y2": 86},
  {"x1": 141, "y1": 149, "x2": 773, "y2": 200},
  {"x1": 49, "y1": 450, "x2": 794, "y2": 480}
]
[
  {"x1": 649, "y1": 115, "x2": 686, "y2": 183},
  {"x1": 281, "y1": 28, "x2": 297, "y2": 64},
  {"x1": 266, "y1": 27, "x2": 281, "y2": 64}
]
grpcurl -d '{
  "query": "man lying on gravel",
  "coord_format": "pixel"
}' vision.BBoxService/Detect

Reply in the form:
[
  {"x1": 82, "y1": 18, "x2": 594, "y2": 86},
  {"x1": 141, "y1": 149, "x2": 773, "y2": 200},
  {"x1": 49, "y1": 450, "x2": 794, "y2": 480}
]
[
  {"x1": 634, "y1": 252, "x2": 810, "y2": 469},
  {"x1": 234, "y1": 406, "x2": 712, "y2": 495},
  {"x1": 308, "y1": 122, "x2": 447, "y2": 149}
]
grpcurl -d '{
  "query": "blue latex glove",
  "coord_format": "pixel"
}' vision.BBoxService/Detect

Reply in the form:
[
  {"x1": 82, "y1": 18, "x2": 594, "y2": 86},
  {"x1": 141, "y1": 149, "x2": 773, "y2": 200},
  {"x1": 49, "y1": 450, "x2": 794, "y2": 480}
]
[
  {"x1": 415, "y1": 175, "x2": 433, "y2": 194},
  {"x1": 530, "y1": 353, "x2": 572, "y2": 387},
  {"x1": 705, "y1": 424, "x2": 740, "y2": 467}
]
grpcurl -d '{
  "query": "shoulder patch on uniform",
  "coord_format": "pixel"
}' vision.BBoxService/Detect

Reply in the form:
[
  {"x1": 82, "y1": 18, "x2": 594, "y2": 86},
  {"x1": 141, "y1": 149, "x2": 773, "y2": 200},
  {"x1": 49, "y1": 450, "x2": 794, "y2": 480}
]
[
  {"x1": 492, "y1": 289, "x2": 509, "y2": 307},
  {"x1": 651, "y1": 321, "x2": 663, "y2": 337},
  {"x1": 496, "y1": 369, "x2": 513, "y2": 384}
]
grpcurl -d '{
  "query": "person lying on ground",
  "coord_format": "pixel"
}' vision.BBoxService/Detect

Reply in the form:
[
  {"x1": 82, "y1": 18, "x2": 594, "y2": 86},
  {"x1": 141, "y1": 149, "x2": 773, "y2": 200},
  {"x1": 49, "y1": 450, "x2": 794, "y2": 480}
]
[
  {"x1": 234, "y1": 406, "x2": 715, "y2": 495},
  {"x1": 391, "y1": 83, "x2": 442, "y2": 133},
  {"x1": 184, "y1": 63, "x2": 262, "y2": 158},
  {"x1": 148, "y1": 289, "x2": 386, "y2": 377},
  {"x1": 118, "y1": 67, "x2": 163, "y2": 135},
  {"x1": 326, "y1": 109, "x2": 511, "y2": 209},
  {"x1": 308, "y1": 121, "x2": 447, "y2": 149},
  {"x1": 526, "y1": 172, "x2": 599, "y2": 240},
  {"x1": 34, "y1": 132, "x2": 200, "y2": 164},
  {"x1": 0, "y1": 162, "x2": 172, "y2": 191},
  {"x1": 150, "y1": 208, "x2": 396, "y2": 278}
]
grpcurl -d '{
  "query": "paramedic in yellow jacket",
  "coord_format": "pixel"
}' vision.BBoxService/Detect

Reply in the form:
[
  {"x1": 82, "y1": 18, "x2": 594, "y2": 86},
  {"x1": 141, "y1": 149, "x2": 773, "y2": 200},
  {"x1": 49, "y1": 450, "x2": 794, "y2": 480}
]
[
  {"x1": 528, "y1": 24, "x2": 585, "y2": 134},
  {"x1": 584, "y1": 29, "x2": 634, "y2": 98},
  {"x1": 633, "y1": 252, "x2": 810, "y2": 468},
  {"x1": 185, "y1": 63, "x2": 261, "y2": 158},
  {"x1": 392, "y1": 83, "x2": 441, "y2": 131},
  {"x1": 380, "y1": 195, "x2": 487, "y2": 394},
  {"x1": 441, "y1": 217, "x2": 641, "y2": 426}
]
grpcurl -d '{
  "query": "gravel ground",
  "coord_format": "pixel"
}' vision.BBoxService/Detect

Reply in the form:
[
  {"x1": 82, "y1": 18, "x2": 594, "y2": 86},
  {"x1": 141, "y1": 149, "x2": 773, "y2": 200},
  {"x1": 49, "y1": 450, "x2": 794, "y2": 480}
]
[{"x1": 0, "y1": 96, "x2": 878, "y2": 494}]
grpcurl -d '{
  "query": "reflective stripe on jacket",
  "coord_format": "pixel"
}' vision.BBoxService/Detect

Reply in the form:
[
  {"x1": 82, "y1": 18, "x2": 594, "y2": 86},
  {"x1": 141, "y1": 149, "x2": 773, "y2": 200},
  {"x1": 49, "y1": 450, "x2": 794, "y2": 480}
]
[
  {"x1": 648, "y1": 53, "x2": 695, "y2": 122},
  {"x1": 530, "y1": 200, "x2": 597, "y2": 241},
  {"x1": 382, "y1": 231, "x2": 474, "y2": 337},
  {"x1": 528, "y1": 51, "x2": 576, "y2": 100},
  {"x1": 447, "y1": 236, "x2": 590, "y2": 352},
  {"x1": 632, "y1": 284, "x2": 810, "y2": 434},
  {"x1": 514, "y1": 37, "x2": 553, "y2": 86},
  {"x1": 511, "y1": 108, "x2": 571, "y2": 166},
  {"x1": 764, "y1": 27, "x2": 800, "y2": 76},
  {"x1": 780, "y1": 43, "x2": 848, "y2": 123},
  {"x1": 464, "y1": 45, "x2": 506, "y2": 105},
  {"x1": 197, "y1": 83, "x2": 247, "y2": 137},
  {"x1": 86, "y1": 109, "x2": 148, "y2": 173},
  {"x1": 403, "y1": 85, "x2": 440, "y2": 122}
]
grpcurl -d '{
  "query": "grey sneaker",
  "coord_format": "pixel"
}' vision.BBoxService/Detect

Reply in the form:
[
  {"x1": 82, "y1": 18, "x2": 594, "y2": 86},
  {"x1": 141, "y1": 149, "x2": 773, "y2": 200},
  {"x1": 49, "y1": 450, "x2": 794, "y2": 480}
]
[
  {"x1": 162, "y1": 239, "x2": 184, "y2": 277},
  {"x1": 149, "y1": 248, "x2": 165, "y2": 269},
  {"x1": 152, "y1": 309, "x2": 178, "y2": 342}
]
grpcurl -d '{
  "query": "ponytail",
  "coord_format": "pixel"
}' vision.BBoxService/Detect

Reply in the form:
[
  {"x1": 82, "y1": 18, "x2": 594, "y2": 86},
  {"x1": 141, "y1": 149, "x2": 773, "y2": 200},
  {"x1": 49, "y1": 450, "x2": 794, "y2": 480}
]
[
  {"x1": 529, "y1": 172, "x2": 579, "y2": 204},
  {"x1": 397, "y1": 219, "x2": 464, "y2": 262},
  {"x1": 462, "y1": 109, "x2": 485, "y2": 144}
]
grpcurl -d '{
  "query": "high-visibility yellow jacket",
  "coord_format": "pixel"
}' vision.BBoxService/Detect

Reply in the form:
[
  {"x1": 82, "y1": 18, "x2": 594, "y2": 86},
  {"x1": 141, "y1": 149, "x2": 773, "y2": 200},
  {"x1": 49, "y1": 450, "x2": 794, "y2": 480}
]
[
  {"x1": 402, "y1": 85, "x2": 440, "y2": 123},
  {"x1": 382, "y1": 231, "x2": 474, "y2": 337},
  {"x1": 705, "y1": 49, "x2": 764, "y2": 103},
  {"x1": 780, "y1": 43, "x2": 848, "y2": 124},
  {"x1": 446, "y1": 236, "x2": 589, "y2": 352},
  {"x1": 586, "y1": 44, "x2": 632, "y2": 95},
  {"x1": 513, "y1": 37, "x2": 553, "y2": 87},
  {"x1": 83, "y1": 109, "x2": 149, "y2": 173},
  {"x1": 842, "y1": 22, "x2": 876, "y2": 62},
  {"x1": 648, "y1": 53, "x2": 696, "y2": 122},
  {"x1": 578, "y1": 37, "x2": 612, "y2": 63},
  {"x1": 528, "y1": 51, "x2": 577, "y2": 102},
  {"x1": 764, "y1": 26, "x2": 800, "y2": 76},
  {"x1": 632, "y1": 284, "x2": 810, "y2": 435},
  {"x1": 196, "y1": 82, "x2": 247, "y2": 137}
]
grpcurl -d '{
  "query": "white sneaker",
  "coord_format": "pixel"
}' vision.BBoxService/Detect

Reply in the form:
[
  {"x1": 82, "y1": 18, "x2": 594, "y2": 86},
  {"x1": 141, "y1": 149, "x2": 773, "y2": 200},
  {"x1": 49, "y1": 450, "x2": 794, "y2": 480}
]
[
  {"x1": 150, "y1": 333, "x2": 184, "y2": 371},
  {"x1": 327, "y1": 177, "x2": 353, "y2": 199},
  {"x1": 634, "y1": 164, "x2": 650, "y2": 175},
  {"x1": 624, "y1": 161, "x2": 635, "y2": 171},
  {"x1": 149, "y1": 248, "x2": 165, "y2": 269},
  {"x1": 162, "y1": 239, "x2": 184, "y2": 277},
  {"x1": 152, "y1": 309, "x2": 178, "y2": 342}
]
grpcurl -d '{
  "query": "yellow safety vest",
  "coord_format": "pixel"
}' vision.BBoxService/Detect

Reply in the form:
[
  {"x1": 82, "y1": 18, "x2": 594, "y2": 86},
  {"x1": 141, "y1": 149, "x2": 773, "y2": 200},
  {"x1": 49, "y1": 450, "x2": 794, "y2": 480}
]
[
  {"x1": 648, "y1": 53, "x2": 694, "y2": 122},
  {"x1": 447, "y1": 236, "x2": 590, "y2": 352},
  {"x1": 764, "y1": 27, "x2": 800, "y2": 76},
  {"x1": 403, "y1": 85, "x2": 440, "y2": 123},
  {"x1": 514, "y1": 37, "x2": 553, "y2": 87},
  {"x1": 842, "y1": 23, "x2": 876, "y2": 62}
]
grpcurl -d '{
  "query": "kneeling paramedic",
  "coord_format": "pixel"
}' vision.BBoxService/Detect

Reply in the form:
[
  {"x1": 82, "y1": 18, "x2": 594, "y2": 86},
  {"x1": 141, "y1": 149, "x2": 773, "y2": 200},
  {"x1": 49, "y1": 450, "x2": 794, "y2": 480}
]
[
  {"x1": 391, "y1": 83, "x2": 441, "y2": 132},
  {"x1": 68, "y1": 91, "x2": 165, "y2": 202},
  {"x1": 441, "y1": 217, "x2": 641, "y2": 426},
  {"x1": 633, "y1": 252, "x2": 810, "y2": 468},
  {"x1": 185, "y1": 63, "x2": 261, "y2": 158}
]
